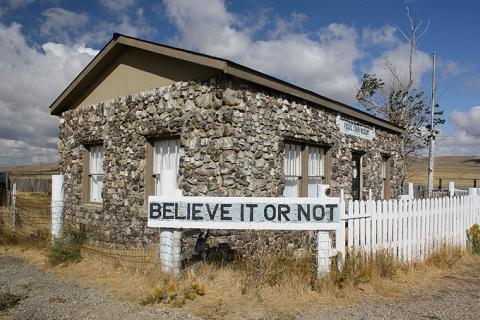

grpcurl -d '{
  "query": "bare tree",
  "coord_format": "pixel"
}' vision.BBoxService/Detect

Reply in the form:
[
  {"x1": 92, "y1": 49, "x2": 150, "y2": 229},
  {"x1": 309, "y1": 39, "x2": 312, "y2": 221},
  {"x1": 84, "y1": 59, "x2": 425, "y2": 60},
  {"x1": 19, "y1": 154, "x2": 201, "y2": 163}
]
[{"x1": 356, "y1": 7, "x2": 444, "y2": 182}]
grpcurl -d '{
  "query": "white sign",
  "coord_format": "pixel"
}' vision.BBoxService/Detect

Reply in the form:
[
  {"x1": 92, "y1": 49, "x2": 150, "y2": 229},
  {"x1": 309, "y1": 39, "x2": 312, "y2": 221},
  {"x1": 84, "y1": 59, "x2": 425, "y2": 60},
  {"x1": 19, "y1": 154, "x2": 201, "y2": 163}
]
[
  {"x1": 338, "y1": 117, "x2": 373, "y2": 140},
  {"x1": 148, "y1": 196, "x2": 340, "y2": 230}
]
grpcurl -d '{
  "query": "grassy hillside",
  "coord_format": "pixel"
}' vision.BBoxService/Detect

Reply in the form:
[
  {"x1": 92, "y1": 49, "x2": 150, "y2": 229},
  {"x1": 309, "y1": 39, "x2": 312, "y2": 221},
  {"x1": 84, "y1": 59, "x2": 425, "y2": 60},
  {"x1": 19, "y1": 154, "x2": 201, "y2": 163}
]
[
  {"x1": 407, "y1": 156, "x2": 480, "y2": 187},
  {"x1": 0, "y1": 162, "x2": 58, "y2": 178}
]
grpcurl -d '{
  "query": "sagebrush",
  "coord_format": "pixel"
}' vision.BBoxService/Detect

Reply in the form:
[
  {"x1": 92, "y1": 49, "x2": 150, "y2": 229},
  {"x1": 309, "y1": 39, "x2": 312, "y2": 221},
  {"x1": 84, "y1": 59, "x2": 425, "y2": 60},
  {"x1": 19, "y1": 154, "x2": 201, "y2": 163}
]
[
  {"x1": 46, "y1": 226, "x2": 87, "y2": 266},
  {"x1": 467, "y1": 224, "x2": 480, "y2": 254}
]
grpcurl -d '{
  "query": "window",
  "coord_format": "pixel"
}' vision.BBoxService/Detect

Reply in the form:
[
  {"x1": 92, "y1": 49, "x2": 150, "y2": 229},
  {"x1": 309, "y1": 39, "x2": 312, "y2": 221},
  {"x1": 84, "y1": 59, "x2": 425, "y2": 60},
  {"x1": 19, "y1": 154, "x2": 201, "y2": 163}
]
[
  {"x1": 381, "y1": 156, "x2": 391, "y2": 199},
  {"x1": 84, "y1": 145, "x2": 104, "y2": 203},
  {"x1": 283, "y1": 142, "x2": 328, "y2": 197},
  {"x1": 152, "y1": 138, "x2": 180, "y2": 196},
  {"x1": 283, "y1": 143, "x2": 302, "y2": 197},
  {"x1": 351, "y1": 152, "x2": 362, "y2": 201}
]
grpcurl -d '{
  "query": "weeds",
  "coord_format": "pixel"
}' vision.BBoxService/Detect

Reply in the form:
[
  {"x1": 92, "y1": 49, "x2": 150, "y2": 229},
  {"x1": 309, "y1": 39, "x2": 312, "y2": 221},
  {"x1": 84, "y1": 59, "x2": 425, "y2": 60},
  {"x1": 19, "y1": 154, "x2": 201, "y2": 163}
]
[
  {"x1": 236, "y1": 250, "x2": 317, "y2": 291},
  {"x1": 141, "y1": 275, "x2": 206, "y2": 307},
  {"x1": 46, "y1": 226, "x2": 87, "y2": 266},
  {"x1": 330, "y1": 249, "x2": 400, "y2": 288},
  {"x1": 425, "y1": 246, "x2": 463, "y2": 268},
  {"x1": 0, "y1": 292, "x2": 24, "y2": 311},
  {"x1": 0, "y1": 229, "x2": 18, "y2": 245},
  {"x1": 467, "y1": 224, "x2": 480, "y2": 254}
]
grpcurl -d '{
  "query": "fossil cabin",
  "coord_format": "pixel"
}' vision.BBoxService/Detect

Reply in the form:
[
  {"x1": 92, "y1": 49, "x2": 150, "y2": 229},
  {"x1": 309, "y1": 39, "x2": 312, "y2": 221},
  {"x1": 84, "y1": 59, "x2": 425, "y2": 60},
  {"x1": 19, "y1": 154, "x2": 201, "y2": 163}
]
[{"x1": 50, "y1": 33, "x2": 404, "y2": 250}]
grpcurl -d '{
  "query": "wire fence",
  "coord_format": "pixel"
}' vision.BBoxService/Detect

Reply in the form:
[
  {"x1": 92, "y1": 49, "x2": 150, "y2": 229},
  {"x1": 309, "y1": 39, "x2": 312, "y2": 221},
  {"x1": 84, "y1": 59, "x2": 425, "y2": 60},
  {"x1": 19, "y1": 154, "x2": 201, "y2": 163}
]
[
  {"x1": 402, "y1": 184, "x2": 470, "y2": 199},
  {"x1": 81, "y1": 241, "x2": 160, "y2": 273},
  {"x1": 0, "y1": 192, "x2": 51, "y2": 245},
  {"x1": 0, "y1": 191, "x2": 163, "y2": 272}
]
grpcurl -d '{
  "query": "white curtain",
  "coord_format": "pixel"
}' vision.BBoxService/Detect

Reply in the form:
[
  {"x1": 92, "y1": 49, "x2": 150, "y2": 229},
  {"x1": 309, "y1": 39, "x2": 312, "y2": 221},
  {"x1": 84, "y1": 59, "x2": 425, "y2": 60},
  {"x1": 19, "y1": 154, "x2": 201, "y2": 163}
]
[
  {"x1": 283, "y1": 143, "x2": 301, "y2": 197},
  {"x1": 307, "y1": 146, "x2": 324, "y2": 197},
  {"x1": 89, "y1": 145, "x2": 104, "y2": 202},
  {"x1": 154, "y1": 139, "x2": 180, "y2": 196}
]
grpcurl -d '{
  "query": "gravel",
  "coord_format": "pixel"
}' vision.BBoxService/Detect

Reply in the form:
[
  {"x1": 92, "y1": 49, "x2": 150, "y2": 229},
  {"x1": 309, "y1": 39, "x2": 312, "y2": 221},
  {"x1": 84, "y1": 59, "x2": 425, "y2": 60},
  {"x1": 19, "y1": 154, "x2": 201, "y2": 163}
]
[
  {"x1": 0, "y1": 255, "x2": 199, "y2": 320},
  {"x1": 1, "y1": 253, "x2": 479, "y2": 320},
  {"x1": 310, "y1": 262, "x2": 480, "y2": 320}
]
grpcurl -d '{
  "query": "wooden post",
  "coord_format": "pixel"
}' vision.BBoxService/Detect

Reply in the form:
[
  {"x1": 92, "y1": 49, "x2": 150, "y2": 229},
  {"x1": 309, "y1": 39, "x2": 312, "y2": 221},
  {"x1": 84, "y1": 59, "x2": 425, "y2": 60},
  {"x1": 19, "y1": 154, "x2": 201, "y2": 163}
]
[
  {"x1": 317, "y1": 185, "x2": 338, "y2": 277},
  {"x1": 51, "y1": 175, "x2": 64, "y2": 239},
  {"x1": 474, "y1": 179, "x2": 477, "y2": 188},
  {"x1": 11, "y1": 182, "x2": 16, "y2": 230},
  {"x1": 438, "y1": 179, "x2": 442, "y2": 190},
  {"x1": 159, "y1": 169, "x2": 182, "y2": 274},
  {"x1": 335, "y1": 189, "x2": 346, "y2": 269},
  {"x1": 448, "y1": 181, "x2": 455, "y2": 198}
]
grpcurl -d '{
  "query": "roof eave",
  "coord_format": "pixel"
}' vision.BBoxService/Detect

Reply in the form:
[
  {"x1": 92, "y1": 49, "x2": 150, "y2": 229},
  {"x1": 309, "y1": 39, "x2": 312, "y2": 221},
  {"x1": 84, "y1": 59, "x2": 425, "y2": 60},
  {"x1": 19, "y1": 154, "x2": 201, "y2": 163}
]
[{"x1": 49, "y1": 33, "x2": 404, "y2": 134}]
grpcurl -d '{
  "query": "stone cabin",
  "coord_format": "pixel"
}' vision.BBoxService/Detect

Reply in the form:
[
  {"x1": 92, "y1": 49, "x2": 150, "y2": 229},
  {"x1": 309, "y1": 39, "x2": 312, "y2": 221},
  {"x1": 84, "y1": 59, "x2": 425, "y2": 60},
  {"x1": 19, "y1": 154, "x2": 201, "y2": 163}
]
[{"x1": 50, "y1": 33, "x2": 404, "y2": 250}]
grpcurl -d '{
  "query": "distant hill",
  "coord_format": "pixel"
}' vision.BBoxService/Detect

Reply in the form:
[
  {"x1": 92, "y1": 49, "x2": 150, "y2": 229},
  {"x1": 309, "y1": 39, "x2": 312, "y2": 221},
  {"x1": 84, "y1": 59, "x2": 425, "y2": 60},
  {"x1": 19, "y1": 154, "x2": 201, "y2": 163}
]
[
  {"x1": 1, "y1": 157, "x2": 479, "y2": 187},
  {"x1": 407, "y1": 156, "x2": 480, "y2": 187},
  {"x1": 0, "y1": 162, "x2": 59, "y2": 177}
]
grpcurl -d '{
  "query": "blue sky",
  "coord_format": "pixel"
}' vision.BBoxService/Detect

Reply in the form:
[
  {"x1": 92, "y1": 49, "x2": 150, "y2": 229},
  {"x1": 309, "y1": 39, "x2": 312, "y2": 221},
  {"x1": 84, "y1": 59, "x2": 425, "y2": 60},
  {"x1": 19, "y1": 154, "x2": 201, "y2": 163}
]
[{"x1": 0, "y1": 0, "x2": 479, "y2": 166}]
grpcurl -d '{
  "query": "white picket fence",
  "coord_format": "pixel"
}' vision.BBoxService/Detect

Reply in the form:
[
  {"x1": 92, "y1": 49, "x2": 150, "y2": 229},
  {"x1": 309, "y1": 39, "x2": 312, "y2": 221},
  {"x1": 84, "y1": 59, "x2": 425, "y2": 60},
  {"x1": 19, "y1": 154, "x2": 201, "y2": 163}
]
[{"x1": 343, "y1": 193, "x2": 480, "y2": 262}]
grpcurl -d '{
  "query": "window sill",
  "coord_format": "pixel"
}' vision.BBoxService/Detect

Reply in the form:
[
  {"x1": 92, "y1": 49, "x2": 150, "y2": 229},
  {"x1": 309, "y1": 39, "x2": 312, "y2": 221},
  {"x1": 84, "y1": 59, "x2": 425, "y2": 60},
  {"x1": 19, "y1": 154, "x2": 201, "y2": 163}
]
[{"x1": 81, "y1": 202, "x2": 103, "y2": 210}]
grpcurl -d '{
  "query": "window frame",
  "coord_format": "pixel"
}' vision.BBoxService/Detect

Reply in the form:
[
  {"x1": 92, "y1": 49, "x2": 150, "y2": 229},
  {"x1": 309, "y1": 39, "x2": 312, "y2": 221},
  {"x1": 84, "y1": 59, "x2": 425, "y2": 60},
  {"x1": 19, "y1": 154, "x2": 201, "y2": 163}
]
[
  {"x1": 381, "y1": 154, "x2": 392, "y2": 199},
  {"x1": 283, "y1": 140, "x2": 332, "y2": 197},
  {"x1": 82, "y1": 143, "x2": 104, "y2": 205},
  {"x1": 145, "y1": 135, "x2": 181, "y2": 203}
]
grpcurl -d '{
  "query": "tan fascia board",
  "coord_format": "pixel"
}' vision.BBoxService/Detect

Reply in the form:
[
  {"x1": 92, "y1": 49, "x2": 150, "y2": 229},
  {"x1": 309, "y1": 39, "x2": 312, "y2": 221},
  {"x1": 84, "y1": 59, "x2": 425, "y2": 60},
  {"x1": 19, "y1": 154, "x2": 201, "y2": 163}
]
[
  {"x1": 224, "y1": 63, "x2": 404, "y2": 134},
  {"x1": 116, "y1": 37, "x2": 227, "y2": 71}
]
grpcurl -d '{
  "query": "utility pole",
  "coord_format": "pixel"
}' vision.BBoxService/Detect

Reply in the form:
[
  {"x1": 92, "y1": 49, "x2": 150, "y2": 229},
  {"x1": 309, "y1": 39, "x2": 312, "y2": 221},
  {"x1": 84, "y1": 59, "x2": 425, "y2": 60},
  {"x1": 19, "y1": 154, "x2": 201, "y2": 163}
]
[{"x1": 428, "y1": 52, "x2": 436, "y2": 197}]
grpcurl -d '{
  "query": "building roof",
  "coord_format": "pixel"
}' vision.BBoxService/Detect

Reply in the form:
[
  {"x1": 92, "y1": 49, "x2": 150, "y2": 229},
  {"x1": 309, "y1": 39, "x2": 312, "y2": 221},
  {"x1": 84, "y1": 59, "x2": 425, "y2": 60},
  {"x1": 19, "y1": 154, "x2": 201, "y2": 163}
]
[{"x1": 49, "y1": 33, "x2": 404, "y2": 134}]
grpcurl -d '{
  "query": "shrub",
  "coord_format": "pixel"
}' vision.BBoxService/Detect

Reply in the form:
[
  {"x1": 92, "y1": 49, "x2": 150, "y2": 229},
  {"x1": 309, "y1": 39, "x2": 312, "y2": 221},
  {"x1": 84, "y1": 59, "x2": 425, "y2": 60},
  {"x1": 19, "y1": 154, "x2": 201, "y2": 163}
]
[
  {"x1": 330, "y1": 249, "x2": 399, "y2": 288},
  {"x1": 141, "y1": 277, "x2": 206, "y2": 307},
  {"x1": 425, "y1": 245, "x2": 462, "y2": 268},
  {"x1": 0, "y1": 230, "x2": 18, "y2": 245},
  {"x1": 0, "y1": 292, "x2": 23, "y2": 311},
  {"x1": 236, "y1": 250, "x2": 317, "y2": 290},
  {"x1": 467, "y1": 224, "x2": 480, "y2": 254},
  {"x1": 46, "y1": 226, "x2": 87, "y2": 266}
]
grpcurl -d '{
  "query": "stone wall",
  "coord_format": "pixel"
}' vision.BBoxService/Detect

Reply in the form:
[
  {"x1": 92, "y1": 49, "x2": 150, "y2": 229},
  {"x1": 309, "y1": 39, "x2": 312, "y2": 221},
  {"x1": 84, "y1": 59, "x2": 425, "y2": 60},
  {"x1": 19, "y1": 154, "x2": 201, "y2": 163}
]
[{"x1": 58, "y1": 75, "x2": 404, "y2": 251}]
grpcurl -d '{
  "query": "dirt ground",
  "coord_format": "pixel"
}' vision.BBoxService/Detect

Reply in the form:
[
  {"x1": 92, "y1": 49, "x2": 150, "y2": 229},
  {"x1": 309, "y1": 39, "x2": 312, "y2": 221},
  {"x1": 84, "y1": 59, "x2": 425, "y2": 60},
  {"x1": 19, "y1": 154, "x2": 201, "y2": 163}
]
[{"x1": 1, "y1": 246, "x2": 479, "y2": 320}]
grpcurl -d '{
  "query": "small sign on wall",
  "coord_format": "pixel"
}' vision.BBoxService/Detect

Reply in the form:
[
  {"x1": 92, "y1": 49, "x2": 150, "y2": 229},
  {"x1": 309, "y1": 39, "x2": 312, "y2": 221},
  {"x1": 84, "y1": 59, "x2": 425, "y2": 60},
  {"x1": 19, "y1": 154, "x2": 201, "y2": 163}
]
[
  {"x1": 148, "y1": 196, "x2": 340, "y2": 230},
  {"x1": 338, "y1": 117, "x2": 374, "y2": 140}
]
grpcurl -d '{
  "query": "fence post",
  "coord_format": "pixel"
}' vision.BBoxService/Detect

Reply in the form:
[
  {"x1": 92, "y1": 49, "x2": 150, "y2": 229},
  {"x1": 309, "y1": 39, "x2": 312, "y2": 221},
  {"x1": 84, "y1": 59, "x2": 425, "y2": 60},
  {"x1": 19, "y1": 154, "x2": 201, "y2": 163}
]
[
  {"x1": 159, "y1": 169, "x2": 182, "y2": 274},
  {"x1": 11, "y1": 182, "x2": 16, "y2": 230},
  {"x1": 316, "y1": 185, "x2": 338, "y2": 277},
  {"x1": 336, "y1": 189, "x2": 346, "y2": 258},
  {"x1": 408, "y1": 183, "x2": 414, "y2": 199},
  {"x1": 468, "y1": 188, "x2": 477, "y2": 196},
  {"x1": 317, "y1": 231, "x2": 333, "y2": 277},
  {"x1": 51, "y1": 175, "x2": 64, "y2": 239},
  {"x1": 448, "y1": 181, "x2": 455, "y2": 198}
]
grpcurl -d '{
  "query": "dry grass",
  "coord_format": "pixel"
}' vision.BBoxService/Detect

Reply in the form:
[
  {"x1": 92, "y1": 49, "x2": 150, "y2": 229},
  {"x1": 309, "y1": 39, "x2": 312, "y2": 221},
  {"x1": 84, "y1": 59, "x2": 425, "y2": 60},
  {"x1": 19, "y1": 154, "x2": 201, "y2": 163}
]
[
  {"x1": 0, "y1": 243, "x2": 480, "y2": 319},
  {"x1": 0, "y1": 192, "x2": 51, "y2": 247},
  {"x1": 2, "y1": 242, "x2": 476, "y2": 320}
]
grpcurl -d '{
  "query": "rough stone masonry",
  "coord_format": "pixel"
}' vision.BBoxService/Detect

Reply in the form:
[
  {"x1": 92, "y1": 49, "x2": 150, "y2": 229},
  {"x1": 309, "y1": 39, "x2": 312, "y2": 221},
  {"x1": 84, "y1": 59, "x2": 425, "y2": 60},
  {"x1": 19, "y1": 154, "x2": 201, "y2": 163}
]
[{"x1": 58, "y1": 75, "x2": 404, "y2": 253}]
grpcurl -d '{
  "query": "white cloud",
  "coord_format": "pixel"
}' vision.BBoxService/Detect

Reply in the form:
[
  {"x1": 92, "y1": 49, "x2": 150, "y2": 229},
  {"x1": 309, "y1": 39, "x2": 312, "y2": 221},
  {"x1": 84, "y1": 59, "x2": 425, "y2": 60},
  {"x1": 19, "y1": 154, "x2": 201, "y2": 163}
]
[
  {"x1": 99, "y1": 0, "x2": 135, "y2": 11},
  {"x1": 369, "y1": 41, "x2": 432, "y2": 89},
  {"x1": 40, "y1": 7, "x2": 89, "y2": 43},
  {"x1": 164, "y1": 0, "x2": 360, "y2": 103},
  {"x1": 4, "y1": 0, "x2": 34, "y2": 9},
  {"x1": 74, "y1": 7, "x2": 155, "y2": 46},
  {"x1": 362, "y1": 25, "x2": 397, "y2": 46},
  {"x1": 451, "y1": 106, "x2": 480, "y2": 136},
  {"x1": 436, "y1": 133, "x2": 480, "y2": 156},
  {"x1": 438, "y1": 59, "x2": 470, "y2": 79},
  {"x1": 435, "y1": 106, "x2": 480, "y2": 156},
  {"x1": 0, "y1": 22, "x2": 97, "y2": 166}
]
